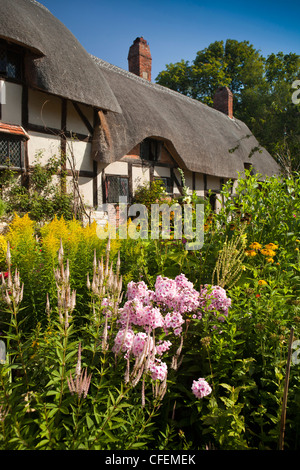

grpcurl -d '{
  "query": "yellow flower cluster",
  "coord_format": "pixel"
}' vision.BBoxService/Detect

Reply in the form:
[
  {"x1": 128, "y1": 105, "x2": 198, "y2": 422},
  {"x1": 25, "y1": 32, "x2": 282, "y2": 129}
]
[
  {"x1": 6, "y1": 213, "x2": 35, "y2": 249},
  {"x1": 0, "y1": 234, "x2": 7, "y2": 267},
  {"x1": 245, "y1": 242, "x2": 278, "y2": 263},
  {"x1": 40, "y1": 215, "x2": 121, "y2": 262}
]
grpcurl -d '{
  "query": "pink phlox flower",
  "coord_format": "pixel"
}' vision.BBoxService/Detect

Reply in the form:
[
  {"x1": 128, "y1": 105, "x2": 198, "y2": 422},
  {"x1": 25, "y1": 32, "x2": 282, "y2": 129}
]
[
  {"x1": 199, "y1": 285, "x2": 231, "y2": 318},
  {"x1": 126, "y1": 280, "x2": 155, "y2": 305},
  {"x1": 154, "y1": 274, "x2": 199, "y2": 315},
  {"x1": 164, "y1": 311, "x2": 184, "y2": 332},
  {"x1": 149, "y1": 359, "x2": 168, "y2": 381},
  {"x1": 101, "y1": 297, "x2": 113, "y2": 316},
  {"x1": 154, "y1": 276, "x2": 178, "y2": 307},
  {"x1": 112, "y1": 328, "x2": 135, "y2": 355},
  {"x1": 131, "y1": 332, "x2": 154, "y2": 357},
  {"x1": 156, "y1": 340, "x2": 172, "y2": 355},
  {"x1": 118, "y1": 299, "x2": 144, "y2": 327},
  {"x1": 119, "y1": 299, "x2": 164, "y2": 330},
  {"x1": 191, "y1": 378, "x2": 212, "y2": 399}
]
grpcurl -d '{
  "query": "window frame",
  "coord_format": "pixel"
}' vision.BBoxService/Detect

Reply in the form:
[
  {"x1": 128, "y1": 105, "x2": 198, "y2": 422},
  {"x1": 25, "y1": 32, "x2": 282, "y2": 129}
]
[
  {"x1": 105, "y1": 174, "x2": 130, "y2": 204},
  {"x1": 140, "y1": 138, "x2": 162, "y2": 162},
  {"x1": 0, "y1": 40, "x2": 23, "y2": 83},
  {"x1": 154, "y1": 176, "x2": 173, "y2": 195},
  {"x1": 0, "y1": 133, "x2": 25, "y2": 169}
]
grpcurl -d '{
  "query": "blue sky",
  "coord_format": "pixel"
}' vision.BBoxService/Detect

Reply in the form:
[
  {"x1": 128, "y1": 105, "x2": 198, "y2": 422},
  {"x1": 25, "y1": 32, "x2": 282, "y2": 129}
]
[{"x1": 40, "y1": 0, "x2": 300, "y2": 81}]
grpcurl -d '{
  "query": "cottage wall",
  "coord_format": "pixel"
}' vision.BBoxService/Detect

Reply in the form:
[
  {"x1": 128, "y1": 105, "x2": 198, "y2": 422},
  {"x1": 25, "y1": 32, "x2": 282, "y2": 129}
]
[{"x1": 1, "y1": 82, "x2": 22, "y2": 125}]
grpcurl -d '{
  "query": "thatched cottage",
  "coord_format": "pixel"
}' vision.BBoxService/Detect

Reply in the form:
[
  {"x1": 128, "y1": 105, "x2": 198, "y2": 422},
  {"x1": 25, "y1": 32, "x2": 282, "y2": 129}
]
[{"x1": 0, "y1": 0, "x2": 279, "y2": 220}]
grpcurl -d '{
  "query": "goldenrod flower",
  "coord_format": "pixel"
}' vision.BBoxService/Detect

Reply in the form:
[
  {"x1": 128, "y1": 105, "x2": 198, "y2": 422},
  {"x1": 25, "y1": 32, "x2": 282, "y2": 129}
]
[{"x1": 0, "y1": 235, "x2": 7, "y2": 266}]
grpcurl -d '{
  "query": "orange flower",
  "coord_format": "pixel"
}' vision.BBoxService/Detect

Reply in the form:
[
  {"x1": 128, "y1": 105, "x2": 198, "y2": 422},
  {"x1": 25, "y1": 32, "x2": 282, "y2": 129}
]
[
  {"x1": 245, "y1": 249, "x2": 257, "y2": 257},
  {"x1": 261, "y1": 248, "x2": 276, "y2": 257},
  {"x1": 264, "y1": 243, "x2": 278, "y2": 250},
  {"x1": 249, "y1": 242, "x2": 262, "y2": 250}
]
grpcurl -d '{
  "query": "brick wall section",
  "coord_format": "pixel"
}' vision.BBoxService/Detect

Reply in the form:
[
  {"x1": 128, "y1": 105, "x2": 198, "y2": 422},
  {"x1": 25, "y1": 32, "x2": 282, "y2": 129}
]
[
  {"x1": 213, "y1": 86, "x2": 233, "y2": 118},
  {"x1": 128, "y1": 37, "x2": 152, "y2": 81}
]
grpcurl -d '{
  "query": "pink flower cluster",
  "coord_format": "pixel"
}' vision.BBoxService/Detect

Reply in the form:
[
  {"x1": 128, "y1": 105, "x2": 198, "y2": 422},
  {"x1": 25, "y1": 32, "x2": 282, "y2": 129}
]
[
  {"x1": 113, "y1": 274, "x2": 201, "y2": 382},
  {"x1": 112, "y1": 275, "x2": 231, "y2": 385},
  {"x1": 121, "y1": 274, "x2": 200, "y2": 335},
  {"x1": 191, "y1": 378, "x2": 212, "y2": 399},
  {"x1": 155, "y1": 274, "x2": 200, "y2": 315},
  {"x1": 198, "y1": 285, "x2": 231, "y2": 321},
  {"x1": 149, "y1": 360, "x2": 168, "y2": 381}
]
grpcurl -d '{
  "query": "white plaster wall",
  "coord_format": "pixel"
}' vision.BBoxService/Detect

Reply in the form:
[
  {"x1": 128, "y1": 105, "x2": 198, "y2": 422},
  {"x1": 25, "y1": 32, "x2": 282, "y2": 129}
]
[
  {"x1": 232, "y1": 179, "x2": 239, "y2": 194},
  {"x1": 132, "y1": 166, "x2": 150, "y2": 192},
  {"x1": 105, "y1": 161, "x2": 128, "y2": 175},
  {"x1": 154, "y1": 166, "x2": 170, "y2": 178},
  {"x1": 66, "y1": 175, "x2": 93, "y2": 207},
  {"x1": 1, "y1": 82, "x2": 22, "y2": 125},
  {"x1": 97, "y1": 163, "x2": 106, "y2": 206},
  {"x1": 66, "y1": 140, "x2": 93, "y2": 172},
  {"x1": 28, "y1": 90, "x2": 61, "y2": 129},
  {"x1": 77, "y1": 176, "x2": 93, "y2": 207},
  {"x1": 66, "y1": 102, "x2": 93, "y2": 136},
  {"x1": 173, "y1": 168, "x2": 181, "y2": 195},
  {"x1": 27, "y1": 132, "x2": 61, "y2": 165}
]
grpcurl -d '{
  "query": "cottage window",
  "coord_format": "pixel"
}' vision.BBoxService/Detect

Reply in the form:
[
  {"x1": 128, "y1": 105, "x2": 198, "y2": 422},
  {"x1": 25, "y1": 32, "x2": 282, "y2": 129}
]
[
  {"x1": 0, "y1": 43, "x2": 22, "y2": 81},
  {"x1": 140, "y1": 138, "x2": 161, "y2": 162},
  {"x1": 0, "y1": 134, "x2": 23, "y2": 168},
  {"x1": 155, "y1": 176, "x2": 173, "y2": 194},
  {"x1": 106, "y1": 175, "x2": 129, "y2": 203}
]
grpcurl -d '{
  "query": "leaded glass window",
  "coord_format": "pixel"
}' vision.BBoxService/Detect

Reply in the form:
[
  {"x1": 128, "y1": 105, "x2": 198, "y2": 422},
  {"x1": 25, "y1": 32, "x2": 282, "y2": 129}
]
[
  {"x1": 0, "y1": 44, "x2": 22, "y2": 80},
  {"x1": 0, "y1": 135, "x2": 22, "y2": 167},
  {"x1": 154, "y1": 176, "x2": 173, "y2": 194},
  {"x1": 106, "y1": 176, "x2": 129, "y2": 203}
]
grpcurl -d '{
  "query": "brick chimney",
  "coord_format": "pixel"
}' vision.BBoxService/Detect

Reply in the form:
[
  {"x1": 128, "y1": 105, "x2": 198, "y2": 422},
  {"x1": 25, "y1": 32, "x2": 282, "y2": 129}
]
[
  {"x1": 128, "y1": 37, "x2": 152, "y2": 81},
  {"x1": 213, "y1": 86, "x2": 233, "y2": 118}
]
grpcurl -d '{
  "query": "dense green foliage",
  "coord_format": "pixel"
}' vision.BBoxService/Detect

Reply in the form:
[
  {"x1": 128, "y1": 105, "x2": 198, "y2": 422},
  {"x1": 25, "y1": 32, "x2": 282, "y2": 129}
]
[{"x1": 0, "y1": 153, "x2": 74, "y2": 222}]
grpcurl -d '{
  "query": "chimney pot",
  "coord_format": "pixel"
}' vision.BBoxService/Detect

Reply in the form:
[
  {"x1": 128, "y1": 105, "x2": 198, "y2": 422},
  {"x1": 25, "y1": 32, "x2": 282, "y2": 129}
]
[
  {"x1": 128, "y1": 37, "x2": 152, "y2": 81},
  {"x1": 213, "y1": 86, "x2": 233, "y2": 118}
]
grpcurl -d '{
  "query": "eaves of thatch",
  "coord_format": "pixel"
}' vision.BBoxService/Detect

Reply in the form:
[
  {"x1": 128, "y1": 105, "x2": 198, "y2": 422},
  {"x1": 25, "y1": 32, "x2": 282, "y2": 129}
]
[
  {"x1": 91, "y1": 57, "x2": 280, "y2": 180},
  {"x1": 0, "y1": 0, "x2": 121, "y2": 113}
]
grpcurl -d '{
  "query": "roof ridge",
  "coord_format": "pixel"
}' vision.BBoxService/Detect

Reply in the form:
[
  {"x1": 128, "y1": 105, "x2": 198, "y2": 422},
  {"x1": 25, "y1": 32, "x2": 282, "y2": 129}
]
[
  {"x1": 91, "y1": 55, "x2": 240, "y2": 126},
  {"x1": 91, "y1": 55, "x2": 212, "y2": 110},
  {"x1": 26, "y1": 0, "x2": 50, "y2": 13}
]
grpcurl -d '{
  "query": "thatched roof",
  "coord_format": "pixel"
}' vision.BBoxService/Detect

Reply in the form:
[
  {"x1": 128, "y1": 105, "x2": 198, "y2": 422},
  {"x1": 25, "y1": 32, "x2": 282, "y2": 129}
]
[
  {"x1": 0, "y1": 0, "x2": 121, "y2": 113},
  {"x1": 91, "y1": 58, "x2": 280, "y2": 179}
]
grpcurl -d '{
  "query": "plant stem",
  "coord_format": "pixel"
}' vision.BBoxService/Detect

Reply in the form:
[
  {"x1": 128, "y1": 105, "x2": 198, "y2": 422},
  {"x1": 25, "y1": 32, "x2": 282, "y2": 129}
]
[{"x1": 278, "y1": 327, "x2": 294, "y2": 450}]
